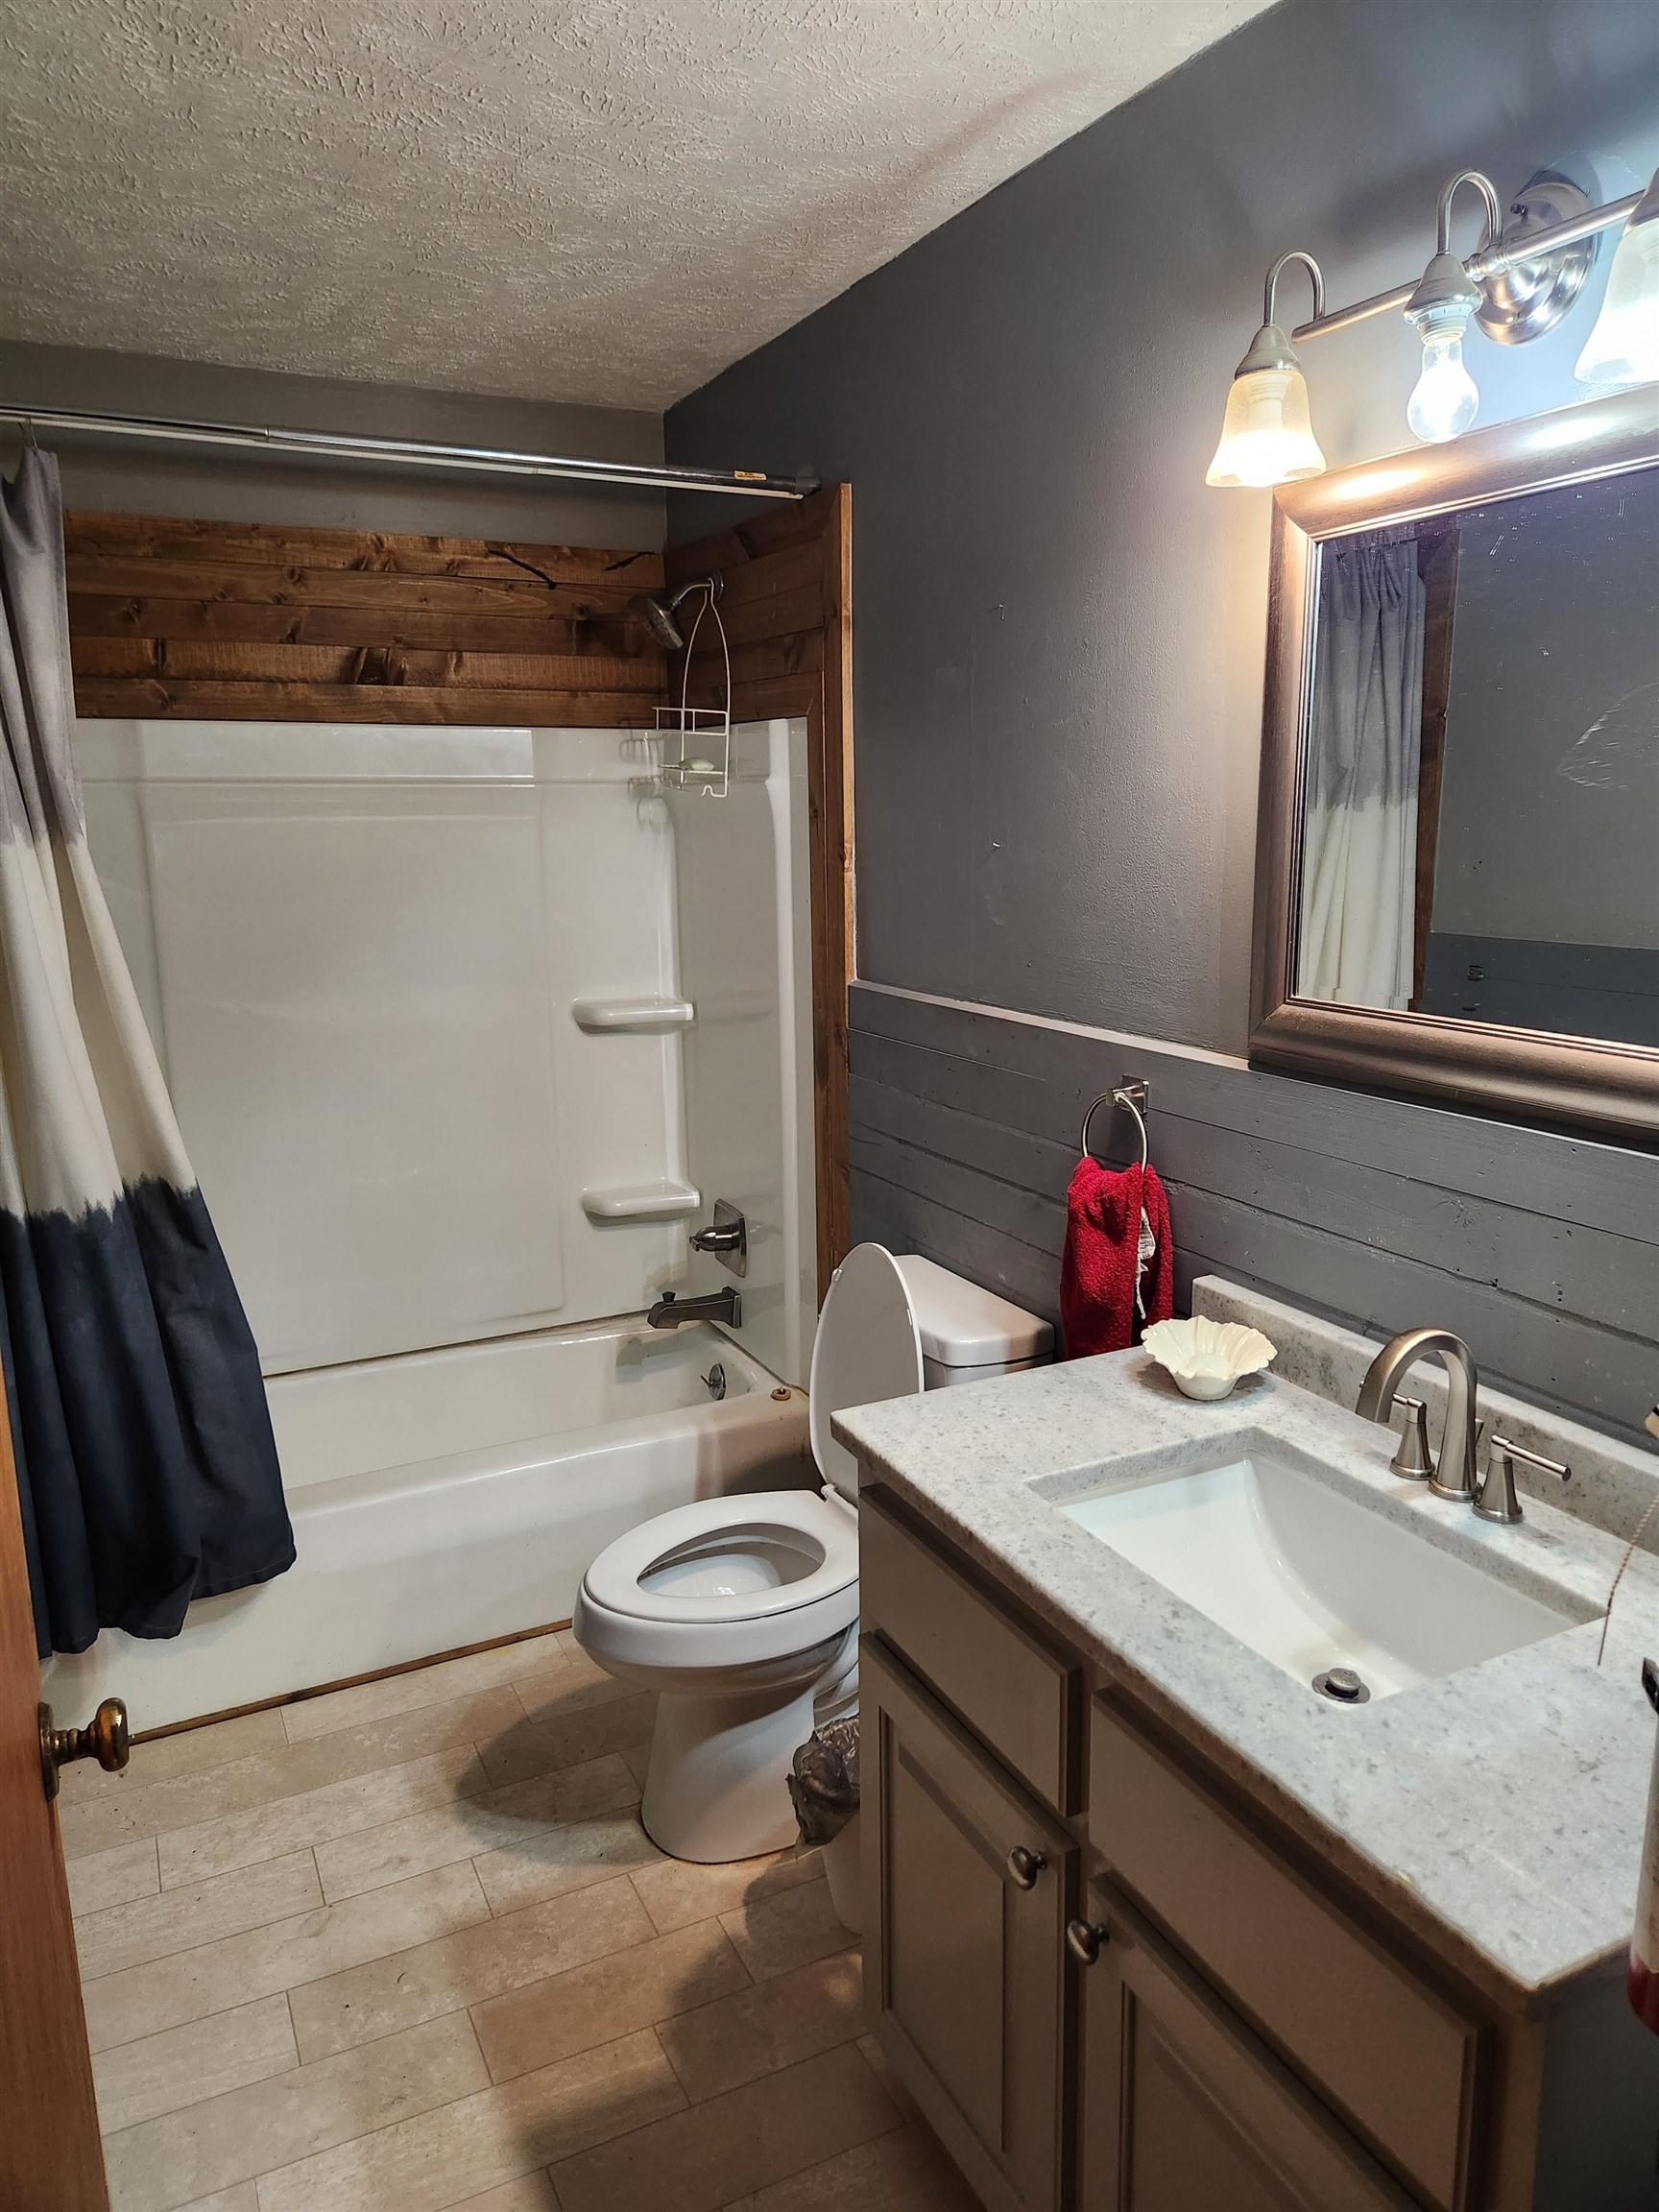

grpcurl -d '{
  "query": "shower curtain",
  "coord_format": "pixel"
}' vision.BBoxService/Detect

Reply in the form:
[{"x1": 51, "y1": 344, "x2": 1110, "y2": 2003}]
[
  {"x1": 1297, "y1": 540, "x2": 1427, "y2": 1009},
  {"x1": 0, "y1": 449, "x2": 291, "y2": 1655}
]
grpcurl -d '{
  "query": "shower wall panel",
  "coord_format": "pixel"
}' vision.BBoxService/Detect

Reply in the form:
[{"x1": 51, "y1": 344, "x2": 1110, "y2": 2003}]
[{"x1": 80, "y1": 720, "x2": 692, "y2": 1373}]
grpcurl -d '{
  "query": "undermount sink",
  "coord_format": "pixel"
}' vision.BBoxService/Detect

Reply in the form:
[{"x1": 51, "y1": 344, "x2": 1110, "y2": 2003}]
[{"x1": 1050, "y1": 1438, "x2": 1595, "y2": 1703}]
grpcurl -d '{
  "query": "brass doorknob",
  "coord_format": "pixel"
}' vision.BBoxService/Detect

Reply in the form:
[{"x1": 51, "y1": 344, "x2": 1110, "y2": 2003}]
[{"x1": 39, "y1": 1698, "x2": 130, "y2": 1802}]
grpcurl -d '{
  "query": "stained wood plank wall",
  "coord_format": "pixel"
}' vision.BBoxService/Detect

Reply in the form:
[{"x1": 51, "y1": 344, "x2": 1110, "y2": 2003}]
[
  {"x1": 849, "y1": 981, "x2": 1659, "y2": 1446},
  {"x1": 668, "y1": 487, "x2": 854, "y2": 1292},
  {"x1": 64, "y1": 512, "x2": 667, "y2": 724}
]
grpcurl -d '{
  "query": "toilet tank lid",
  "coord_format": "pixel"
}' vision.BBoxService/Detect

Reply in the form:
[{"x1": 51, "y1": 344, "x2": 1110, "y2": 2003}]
[{"x1": 893, "y1": 1255, "x2": 1053, "y2": 1367}]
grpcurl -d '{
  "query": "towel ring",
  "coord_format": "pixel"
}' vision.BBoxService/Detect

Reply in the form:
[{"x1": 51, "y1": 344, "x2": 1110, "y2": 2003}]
[{"x1": 1081, "y1": 1080, "x2": 1150, "y2": 1172}]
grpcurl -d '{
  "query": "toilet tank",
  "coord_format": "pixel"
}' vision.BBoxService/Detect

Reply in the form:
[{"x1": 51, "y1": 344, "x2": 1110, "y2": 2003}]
[{"x1": 892, "y1": 1254, "x2": 1053, "y2": 1389}]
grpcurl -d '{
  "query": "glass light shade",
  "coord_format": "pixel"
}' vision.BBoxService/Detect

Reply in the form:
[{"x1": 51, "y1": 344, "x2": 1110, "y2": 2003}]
[
  {"x1": 1407, "y1": 325, "x2": 1479, "y2": 443},
  {"x1": 1205, "y1": 365, "x2": 1326, "y2": 489},
  {"x1": 1575, "y1": 211, "x2": 1659, "y2": 387}
]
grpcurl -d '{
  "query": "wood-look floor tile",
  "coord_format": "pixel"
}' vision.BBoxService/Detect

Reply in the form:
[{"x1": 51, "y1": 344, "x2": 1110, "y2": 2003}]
[
  {"x1": 621, "y1": 1739, "x2": 654, "y2": 1788},
  {"x1": 68, "y1": 1838, "x2": 160, "y2": 1917},
  {"x1": 288, "y1": 1868, "x2": 653, "y2": 2062},
  {"x1": 716, "y1": 2119, "x2": 979, "y2": 2211},
  {"x1": 77, "y1": 1851, "x2": 323, "y2": 1981},
  {"x1": 628, "y1": 1847, "x2": 819, "y2": 1937},
  {"x1": 658, "y1": 1950, "x2": 863, "y2": 2104},
  {"x1": 442, "y1": 2179, "x2": 561, "y2": 2212},
  {"x1": 84, "y1": 1862, "x2": 490, "y2": 2055},
  {"x1": 92, "y1": 1993, "x2": 298, "y2": 2134},
  {"x1": 543, "y1": 1750, "x2": 642, "y2": 1824},
  {"x1": 173, "y1": 2184, "x2": 260, "y2": 2211},
  {"x1": 103, "y1": 2010, "x2": 486, "y2": 2212},
  {"x1": 718, "y1": 1876, "x2": 852, "y2": 1984},
  {"x1": 472, "y1": 1806, "x2": 662, "y2": 1917},
  {"x1": 313, "y1": 1758, "x2": 640, "y2": 1907},
  {"x1": 60, "y1": 1689, "x2": 519, "y2": 1863},
  {"x1": 476, "y1": 1685, "x2": 657, "y2": 1790},
  {"x1": 282, "y1": 1633, "x2": 568, "y2": 1743},
  {"x1": 156, "y1": 1748, "x2": 488, "y2": 1888},
  {"x1": 252, "y1": 2027, "x2": 684, "y2": 2212},
  {"x1": 59, "y1": 1710, "x2": 288, "y2": 1803},
  {"x1": 472, "y1": 1919, "x2": 749, "y2": 2083},
  {"x1": 549, "y1": 2042, "x2": 901, "y2": 2212}
]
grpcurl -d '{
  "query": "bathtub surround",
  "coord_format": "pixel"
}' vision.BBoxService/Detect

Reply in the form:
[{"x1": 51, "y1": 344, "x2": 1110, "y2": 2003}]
[
  {"x1": 57, "y1": 717, "x2": 817, "y2": 1730},
  {"x1": 0, "y1": 450, "x2": 288, "y2": 1654},
  {"x1": 665, "y1": 0, "x2": 1659, "y2": 1428}
]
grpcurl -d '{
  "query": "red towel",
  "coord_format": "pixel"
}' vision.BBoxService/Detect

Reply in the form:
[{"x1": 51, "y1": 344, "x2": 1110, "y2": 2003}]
[{"x1": 1060, "y1": 1158, "x2": 1174, "y2": 1358}]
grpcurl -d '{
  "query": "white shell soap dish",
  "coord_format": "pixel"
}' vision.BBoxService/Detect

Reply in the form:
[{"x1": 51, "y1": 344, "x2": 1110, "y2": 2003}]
[{"x1": 1142, "y1": 1315, "x2": 1275, "y2": 1402}]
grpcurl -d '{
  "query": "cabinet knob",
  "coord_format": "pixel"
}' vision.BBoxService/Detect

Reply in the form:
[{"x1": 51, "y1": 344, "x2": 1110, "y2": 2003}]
[
  {"x1": 1005, "y1": 1844, "x2": 1046, "y2": 1889},
  {"x1": 1066, "y1": 1917, "x2": 1108, "y2": 1966}
]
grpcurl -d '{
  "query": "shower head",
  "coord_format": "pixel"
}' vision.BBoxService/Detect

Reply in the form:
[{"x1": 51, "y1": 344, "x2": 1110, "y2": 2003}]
[{"x1": 628, "y1": 574, "x2": 721, "y2": 651}]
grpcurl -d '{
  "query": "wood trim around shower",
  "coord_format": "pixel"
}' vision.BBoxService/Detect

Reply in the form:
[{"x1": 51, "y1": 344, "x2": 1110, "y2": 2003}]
[
  {"x1": 61, "y1": 491, "x2": 856, "y2": 1300},
  {"x1": 666, "y1": 483, "x2": 854, "y2": 1300}
]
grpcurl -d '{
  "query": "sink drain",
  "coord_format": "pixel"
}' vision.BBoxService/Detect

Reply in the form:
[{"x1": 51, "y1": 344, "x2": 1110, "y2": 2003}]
[{"x1": 1312, "y1": 1667, "x2": 1371, "y2": 1704}]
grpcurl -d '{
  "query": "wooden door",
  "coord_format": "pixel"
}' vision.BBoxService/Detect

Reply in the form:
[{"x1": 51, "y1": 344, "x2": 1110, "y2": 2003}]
[
  {"x1": 0, "y1": 1383, "x2": 108, "y2": 2210},
  {"x1": 862, "y1": 1635, "x2": 1073, "y2": 2212},
  {"x1": 1074, "y1": 1882, "x2": 1413, "y2": 2212}
]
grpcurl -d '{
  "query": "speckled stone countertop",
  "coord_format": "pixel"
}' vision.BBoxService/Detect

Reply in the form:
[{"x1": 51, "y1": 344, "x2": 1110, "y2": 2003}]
[{"x1": 834, "y1": 1349, "x2": 1659, "y2": 2016}]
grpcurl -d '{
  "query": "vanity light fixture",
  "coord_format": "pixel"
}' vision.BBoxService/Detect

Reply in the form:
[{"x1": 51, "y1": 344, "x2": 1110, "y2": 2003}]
[
  {"x1": 1205, "y1": 251, "x2": 1327, "y2": 489},
  {"x1": 1209, "y1": 163, "x2": 1658, "y2": 485},
  {"x1": 1575, "y1": 167, "x2": 1659, "y2": 388}
]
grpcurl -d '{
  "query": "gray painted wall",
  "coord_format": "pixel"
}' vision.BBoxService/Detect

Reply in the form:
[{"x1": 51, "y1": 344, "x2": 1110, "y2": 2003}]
[
  {"x1": 0, "y1": 341, "x2": 666, "y2": 548},
  {"x1": 666, "y1": 0, "x2": 1659, "y2": 1438},
  {"x1": 666, "y1": 0, "x2": 1659, "y2": 1052}
]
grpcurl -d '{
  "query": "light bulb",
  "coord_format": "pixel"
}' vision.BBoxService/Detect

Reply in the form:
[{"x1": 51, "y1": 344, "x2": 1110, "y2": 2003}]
[
  {"x1": 1575, "y1": 182, "x2": 1659, "y2": 387},
  {"x1": 1407, "y1": 323, "x2": 1479, "y2": 444},
  {"x1": 1206, "y1": 330, "x2": 1325, "y2": 489}
]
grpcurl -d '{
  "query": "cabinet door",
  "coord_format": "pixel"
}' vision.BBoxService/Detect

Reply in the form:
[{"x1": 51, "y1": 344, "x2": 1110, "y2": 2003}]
[
  {"x1": 1075, "y1": 1884, "x2": 1415, "y2": 2212},
  {"x1": 863, "y1": 1634, "x2": 1074, "y2": 2212}
]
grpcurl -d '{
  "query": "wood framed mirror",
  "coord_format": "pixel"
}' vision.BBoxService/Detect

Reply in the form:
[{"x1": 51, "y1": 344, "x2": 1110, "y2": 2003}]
[{"x1": 1250, "y1": 388, "x2": 1659, "y2": 1142}]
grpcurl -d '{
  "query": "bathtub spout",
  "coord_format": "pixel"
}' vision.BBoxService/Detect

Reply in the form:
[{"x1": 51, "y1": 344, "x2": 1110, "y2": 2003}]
[{"x1": 647, "y1": 1286, "x2": 741, "y2": 1330}]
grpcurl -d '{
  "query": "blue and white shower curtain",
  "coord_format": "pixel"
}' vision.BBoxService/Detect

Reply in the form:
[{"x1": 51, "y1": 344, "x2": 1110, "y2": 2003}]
[{"x1": 0, "y1": 450, "x2": 291, "y2": 1654}]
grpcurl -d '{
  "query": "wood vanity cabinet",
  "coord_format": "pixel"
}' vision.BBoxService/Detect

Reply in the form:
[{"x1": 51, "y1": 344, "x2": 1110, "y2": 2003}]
[
  {"x1": 858, "y1": 1483, "x2": 1659, "y2": 2212},
  {"x1": 1073, "y1": 1881, "x2": 1411, "y2": 2212}
]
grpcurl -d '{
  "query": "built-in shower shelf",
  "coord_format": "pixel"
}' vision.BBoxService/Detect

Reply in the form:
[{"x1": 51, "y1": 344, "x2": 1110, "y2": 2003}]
[
  {"x1": 581, "y1": 1179, "x2": 702, "y2": 1224},
  {"x1": 571, "y1": 996, "x2": 695, "y2": 1033}
]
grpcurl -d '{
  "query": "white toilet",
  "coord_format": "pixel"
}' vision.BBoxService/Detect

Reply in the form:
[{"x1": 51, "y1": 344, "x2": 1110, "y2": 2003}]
[{"x1": 572, "y1": 1245, "x2": 1052, "y2": 1863}]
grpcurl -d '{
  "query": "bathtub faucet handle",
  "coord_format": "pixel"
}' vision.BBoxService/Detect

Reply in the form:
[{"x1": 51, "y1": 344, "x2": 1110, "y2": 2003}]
[{"x1": 688, "y1": 1200, "x2": 747, "y2": 1277}]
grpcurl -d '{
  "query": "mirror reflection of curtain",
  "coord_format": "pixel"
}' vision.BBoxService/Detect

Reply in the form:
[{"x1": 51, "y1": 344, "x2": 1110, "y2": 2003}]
[{"x1": 1298, "y1": 541, "x2": 1427, "y2": 1008}]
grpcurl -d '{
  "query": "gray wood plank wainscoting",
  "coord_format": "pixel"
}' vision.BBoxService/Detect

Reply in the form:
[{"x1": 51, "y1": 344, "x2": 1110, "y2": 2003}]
[{"x1": 847, "y1": 982, "x2": 1659, "y2": 1448}]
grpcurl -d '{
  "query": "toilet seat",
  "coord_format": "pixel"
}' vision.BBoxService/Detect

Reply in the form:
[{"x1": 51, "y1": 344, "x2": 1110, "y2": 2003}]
[{"x1": 582, "y1": 1487, "x2": 858, "y2": 1627}]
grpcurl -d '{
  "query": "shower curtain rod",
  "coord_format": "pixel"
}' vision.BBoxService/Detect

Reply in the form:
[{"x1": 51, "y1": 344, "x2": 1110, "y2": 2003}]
[{"x1": 0, "y1": 403, "x2": 815, "y2": 500}]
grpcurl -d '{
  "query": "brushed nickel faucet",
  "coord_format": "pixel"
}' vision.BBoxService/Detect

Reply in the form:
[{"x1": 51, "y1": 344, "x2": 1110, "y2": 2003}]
[{"x1": 1356, "y1": 1329, "x2": 1480, "y2": 1503}]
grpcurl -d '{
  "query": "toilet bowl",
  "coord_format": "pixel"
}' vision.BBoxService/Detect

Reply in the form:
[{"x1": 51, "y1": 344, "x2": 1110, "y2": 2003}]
[{"x1": 572, "y1": 1245, "x2": 1051, "y2": 1863}]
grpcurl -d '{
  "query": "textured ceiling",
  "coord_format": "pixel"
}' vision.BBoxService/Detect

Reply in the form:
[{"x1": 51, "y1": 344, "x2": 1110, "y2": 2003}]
[{"x1": 1, "y1": 0, "x2": 1273, "y2": 410}]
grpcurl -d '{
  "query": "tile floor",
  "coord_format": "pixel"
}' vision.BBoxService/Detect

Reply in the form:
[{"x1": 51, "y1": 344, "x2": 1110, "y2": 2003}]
[{"x1": 63, "y1": 1628, "x2": 977, "y2": 2212}]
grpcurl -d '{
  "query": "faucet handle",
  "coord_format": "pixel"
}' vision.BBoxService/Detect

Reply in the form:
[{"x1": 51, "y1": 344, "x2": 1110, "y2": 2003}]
[
  {"x1": 1476, "y1": 1434, "x2": 1571, "y2": 1526},
  {"x1": 1388, "y1": 1396, "x2": 1434, "y2": 1481}
]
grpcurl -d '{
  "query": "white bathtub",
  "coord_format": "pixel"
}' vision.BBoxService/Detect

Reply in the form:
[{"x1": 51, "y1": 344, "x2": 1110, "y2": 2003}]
[{"x1": 45, "y1": 1318, "x2": 811, "y2": 1735}]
